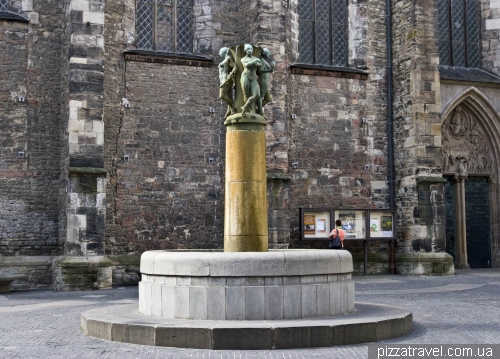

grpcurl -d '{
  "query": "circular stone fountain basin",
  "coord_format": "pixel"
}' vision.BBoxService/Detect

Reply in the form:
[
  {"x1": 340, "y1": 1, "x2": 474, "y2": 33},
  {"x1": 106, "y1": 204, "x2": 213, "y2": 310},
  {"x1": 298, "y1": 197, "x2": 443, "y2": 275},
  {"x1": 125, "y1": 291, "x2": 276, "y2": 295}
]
[
  {"x1": 139, "y1": 249, "x2": 354, "y2": 320},
  {"x1": 82, "y1": 249, "x2": 412, "y2": 349}
]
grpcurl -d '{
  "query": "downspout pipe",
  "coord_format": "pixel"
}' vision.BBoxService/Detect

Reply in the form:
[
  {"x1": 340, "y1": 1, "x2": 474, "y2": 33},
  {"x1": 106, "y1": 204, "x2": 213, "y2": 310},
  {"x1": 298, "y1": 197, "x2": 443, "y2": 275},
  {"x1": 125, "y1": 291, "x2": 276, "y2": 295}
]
[{"x1": 386, "y1": 0, "x2": 396, "y2": 274}]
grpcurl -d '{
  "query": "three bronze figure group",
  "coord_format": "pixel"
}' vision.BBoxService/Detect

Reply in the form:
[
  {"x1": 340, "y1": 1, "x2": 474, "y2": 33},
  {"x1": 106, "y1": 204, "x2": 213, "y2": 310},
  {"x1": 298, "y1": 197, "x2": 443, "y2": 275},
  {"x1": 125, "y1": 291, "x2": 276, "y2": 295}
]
[{"x1": 218, "y1": 44, "x2": 275, "y2": 119}]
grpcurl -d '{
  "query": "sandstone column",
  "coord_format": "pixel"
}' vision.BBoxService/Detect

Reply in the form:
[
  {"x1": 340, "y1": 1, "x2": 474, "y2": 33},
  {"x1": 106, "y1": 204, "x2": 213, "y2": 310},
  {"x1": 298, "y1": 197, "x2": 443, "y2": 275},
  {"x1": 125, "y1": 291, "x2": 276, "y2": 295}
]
[
  {"x1": 221, "y1": 45, "x2": 270, "y2": 252},
  {"x1": 224, "y1": 121, "x2": 268, "y2": 252},
  {"x1": 454, "y1": 175, "x2": 469, "y2": 269}
]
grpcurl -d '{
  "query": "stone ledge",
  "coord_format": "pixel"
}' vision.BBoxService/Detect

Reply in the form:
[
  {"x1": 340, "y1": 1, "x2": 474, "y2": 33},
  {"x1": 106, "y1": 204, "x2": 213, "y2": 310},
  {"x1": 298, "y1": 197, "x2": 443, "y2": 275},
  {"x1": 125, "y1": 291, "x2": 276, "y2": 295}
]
[
  {"x1": 0, "y1": 10, "x2": 29, "y2": 22},
  {"x1": 267, "y1": 172, "x2": 291, "y2": 181},
  {"x1": 108, "y1": 255, "x2": 141, "y2": 267},
  {"x1": 0, "y1": 255, "x2": 52, "y2": 267},
  {"x1": 81, "y1": 302, "x2": 412, "y2": 349},
  {"x1": 55, "y1": 256, "x2": 112, "y2": 268},
  {"x1": 290, "y1": 64, "x2": 369, "y2": 80},
  {"x1": 140, "y1": 249, "x2": 353, "y2": 276},
  {"x1": 141, "y1": 273, "x2": 352, "y2": 286},
  {"x1": 68, "y1": 167, "x2": 107, "y2": 175},
  {"x1": 396, "y1": 252, "x2": 455, "y2": 275},
  {"x1": 440, "y1": 66, "x2": 500, "y2": 85},
  {"x1": 416, "y1": 176, "x2": 447, "y2": 183},
  {"x1": 124, "y1": 50, "x2": 213, "y2": 68}
]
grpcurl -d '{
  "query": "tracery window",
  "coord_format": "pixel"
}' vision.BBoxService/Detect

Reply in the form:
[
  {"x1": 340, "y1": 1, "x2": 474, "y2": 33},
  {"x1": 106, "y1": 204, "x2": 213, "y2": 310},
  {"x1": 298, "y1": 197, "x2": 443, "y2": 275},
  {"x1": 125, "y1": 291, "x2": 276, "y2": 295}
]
[
  {"x1": 297, "y1": 0, "x2": 348, "y2": 67},
  {"x1": 136, "y1": 0, "x2": 193, "y2": 53},
  {"x1": 438, "y1": 0, "x2": 481, "y2": 68}
]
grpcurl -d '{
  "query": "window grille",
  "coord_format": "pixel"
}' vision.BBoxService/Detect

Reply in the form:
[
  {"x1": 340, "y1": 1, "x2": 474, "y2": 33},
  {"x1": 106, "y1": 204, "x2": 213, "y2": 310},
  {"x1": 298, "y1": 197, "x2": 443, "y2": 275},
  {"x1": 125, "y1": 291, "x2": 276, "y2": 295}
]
[
  {"x1": 0, "y1": 0, "x2": 21, "y2": 12},
  {"x1": 298, "y1": 0, "x2": 348, "y2": 67},
  {"x1": 438, "y1": 0, "x2": 480, "y2": 68},
  {"x1": 136, "y1": 0, "x2": 193, "y2": 53}
]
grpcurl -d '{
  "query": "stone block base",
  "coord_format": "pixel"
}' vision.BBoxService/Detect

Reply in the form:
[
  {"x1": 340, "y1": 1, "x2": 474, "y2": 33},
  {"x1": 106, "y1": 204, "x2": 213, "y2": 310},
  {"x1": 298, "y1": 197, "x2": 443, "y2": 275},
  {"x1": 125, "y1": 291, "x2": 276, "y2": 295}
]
[
  {"x1": 108, "y1": 255, "x2": 141, "y2": 286},
  {"x1": 0, "y1": 255, "x2": 52, "y2": 291},
  {"x1": 52, "y1": 256, "x2": 112, "y2": 291},
  {"x1": 396, "y1": 252, "x2": 455, "y2": 275},
  {"x1": 0, "y1": 274, "x2": 28, "y2": 293},
  {"x1": 352, "y1": 253, "x2": 392, "y2": 275}
]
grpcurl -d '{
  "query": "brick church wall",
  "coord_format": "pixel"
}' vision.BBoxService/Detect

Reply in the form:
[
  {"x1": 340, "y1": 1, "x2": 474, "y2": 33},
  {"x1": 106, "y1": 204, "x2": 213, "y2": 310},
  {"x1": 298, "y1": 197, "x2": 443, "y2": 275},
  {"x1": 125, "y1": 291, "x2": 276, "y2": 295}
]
[
  {"x1": 286, "y1": 0, "x2": 392, "y2": 254},
  {"x1": 103, "y1": 0, "x2": 240, "y2": 253},
  {"x1": 0, "y1": 3, "x2": 62, "y2": 259},
  {"x1": 5, "y1": 0, "x2": 500, "y2": 287},
  {"x1": 108, "y1": 61, "x2": 224, "y2": 252}
]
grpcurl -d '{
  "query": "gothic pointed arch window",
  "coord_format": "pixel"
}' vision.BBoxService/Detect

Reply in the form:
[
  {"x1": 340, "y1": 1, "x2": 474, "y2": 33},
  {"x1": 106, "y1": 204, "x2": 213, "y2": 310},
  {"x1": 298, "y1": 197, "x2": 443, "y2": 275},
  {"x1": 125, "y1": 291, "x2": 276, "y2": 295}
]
[
  {"x1": 437, "y1": 0, "x2": 481, "y2": 68},
  {"x1": 297, "y1": 0, "x2": 348, "y2": 67},
  {"x1": 136, "y1": 0, "x2": 193, "y2": 53}
]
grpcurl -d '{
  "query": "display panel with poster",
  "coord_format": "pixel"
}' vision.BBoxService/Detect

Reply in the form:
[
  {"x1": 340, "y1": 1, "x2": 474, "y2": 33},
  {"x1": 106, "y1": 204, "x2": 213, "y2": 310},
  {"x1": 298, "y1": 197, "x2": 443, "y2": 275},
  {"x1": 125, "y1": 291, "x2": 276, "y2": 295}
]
[
  {"x1": 335, "y1": 210, "x2": 366, "y2": 239},
  {"x1": 300, "y1": 208, "x2": 396, "y2": 241},
  {"x1": 301, "y1": 210, "x2": 331, "y2": 239},
  {"x1": 369, "y1": 211, "x2": 394, "y2": 238}
]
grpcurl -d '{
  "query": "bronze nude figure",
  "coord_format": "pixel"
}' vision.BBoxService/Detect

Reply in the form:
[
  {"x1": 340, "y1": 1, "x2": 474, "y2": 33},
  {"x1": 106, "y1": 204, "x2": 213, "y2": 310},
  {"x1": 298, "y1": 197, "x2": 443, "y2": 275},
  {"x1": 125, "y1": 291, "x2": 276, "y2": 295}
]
[
  {"x1": 240, "y1": 44, "x2": 263, "y2": 118},
  {"x1": 218, "y1": 47, "x2": 237, "y2": 119},
  {"x1": 258, "y1": 48, "x2": 275, "y2": 107}
]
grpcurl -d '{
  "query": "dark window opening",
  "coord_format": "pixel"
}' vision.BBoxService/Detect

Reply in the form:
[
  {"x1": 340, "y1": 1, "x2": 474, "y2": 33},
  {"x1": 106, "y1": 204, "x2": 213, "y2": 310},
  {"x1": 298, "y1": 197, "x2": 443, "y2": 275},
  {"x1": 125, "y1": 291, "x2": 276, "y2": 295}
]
[
  {"x1": 438, "y1": 0, "x2": 480, "y2": 68},
  {"x1": 298, "y1": 0, "x2": 348, "y2": 67},
  {"x1": 136, "y1": 0, "x2": 193, "y2": 53},
  {"x1": 0, "y1": 0, "x2": 21, "y2": 12}
]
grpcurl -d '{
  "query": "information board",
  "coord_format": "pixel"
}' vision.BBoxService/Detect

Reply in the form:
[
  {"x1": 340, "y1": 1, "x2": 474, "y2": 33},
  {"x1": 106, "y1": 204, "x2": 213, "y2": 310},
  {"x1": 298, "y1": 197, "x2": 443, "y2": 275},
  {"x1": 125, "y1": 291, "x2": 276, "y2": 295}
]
[{"x1": 301, "y1": 210, "x2": 331, "y2": 239}]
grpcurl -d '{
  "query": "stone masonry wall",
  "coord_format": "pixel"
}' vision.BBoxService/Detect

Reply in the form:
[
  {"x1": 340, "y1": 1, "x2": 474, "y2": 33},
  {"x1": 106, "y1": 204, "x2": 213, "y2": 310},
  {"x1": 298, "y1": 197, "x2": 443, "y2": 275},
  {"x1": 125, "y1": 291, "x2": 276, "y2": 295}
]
[
  {"x1": 287, "y1": 74, "x2": 372, "y2": 246},
  {"x1": 253, "y1": 0, "x2": 289, "y2": 247},
  {"x1": 2, "y1": 0, "x2": 473, "y2": 288},
  {"x1": 391, "y1": 0, "x2": 444, "y2": 254},
  {"x1": 103, "y1": 0, "x2": 289, "y2": 253},
  {"x1": 482, "y1": 0, "x2": 500, "y2": 76},
  {"x1": 287, "y1": 0, "x2": 391, "y2": 254},
  {"x1": 0, "y1": 255, "x2": 52, "y2": 290},
  {"x1": 108, "y1": 61, "x2": 224, "y2": 253},
  {"x1": 0, "y1": 1, "x2": 63, "y2": 258},
  {"x1": 102, "y1": 0, "x2": 239, "y2": 254},
  {"x1": 60, "y1": 0, "x2": 107, "y2": 258}
]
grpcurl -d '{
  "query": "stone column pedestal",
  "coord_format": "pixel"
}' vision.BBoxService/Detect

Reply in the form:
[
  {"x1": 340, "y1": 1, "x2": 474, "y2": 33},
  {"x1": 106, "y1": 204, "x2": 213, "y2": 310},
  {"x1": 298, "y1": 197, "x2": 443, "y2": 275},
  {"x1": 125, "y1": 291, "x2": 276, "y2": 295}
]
[{"x1": 224, "y1": 118, "x2": 268, "y2": 252}]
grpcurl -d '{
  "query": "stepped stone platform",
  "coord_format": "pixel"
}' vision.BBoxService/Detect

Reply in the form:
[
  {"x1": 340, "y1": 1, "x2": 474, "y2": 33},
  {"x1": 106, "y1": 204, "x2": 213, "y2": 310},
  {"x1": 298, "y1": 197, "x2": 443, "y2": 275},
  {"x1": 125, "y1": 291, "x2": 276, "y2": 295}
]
[
  {"x1": 82, "y1": 250, "x2": 412, "y2": 349},
  {"x1": 82, "y1": 301, "x2": 412, "y2": 349}
]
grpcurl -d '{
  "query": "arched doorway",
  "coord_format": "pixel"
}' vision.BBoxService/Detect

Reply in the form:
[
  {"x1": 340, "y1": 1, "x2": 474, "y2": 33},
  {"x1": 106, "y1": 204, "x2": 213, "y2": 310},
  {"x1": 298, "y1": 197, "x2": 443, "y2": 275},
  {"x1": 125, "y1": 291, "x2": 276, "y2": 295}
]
[{"x1": 441, "y1": 87, "x2": 500, "y2": 269}]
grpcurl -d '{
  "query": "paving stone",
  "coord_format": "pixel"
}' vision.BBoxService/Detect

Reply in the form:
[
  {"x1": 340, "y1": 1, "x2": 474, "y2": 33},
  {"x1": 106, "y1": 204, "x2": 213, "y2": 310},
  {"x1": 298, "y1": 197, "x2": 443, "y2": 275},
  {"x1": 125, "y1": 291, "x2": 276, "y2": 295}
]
[{"x1": 0, "y1": 271, "x2": 499, "y2": 358}]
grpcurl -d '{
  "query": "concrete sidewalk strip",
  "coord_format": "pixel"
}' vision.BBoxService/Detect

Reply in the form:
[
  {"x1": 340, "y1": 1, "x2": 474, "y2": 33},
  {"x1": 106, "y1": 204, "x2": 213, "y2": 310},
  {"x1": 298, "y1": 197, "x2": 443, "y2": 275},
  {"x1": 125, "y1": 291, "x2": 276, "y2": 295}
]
[
  {"x1": 107, "y1": 299, "x2": 136, "y2": 304},
  {"x1": 355, "y1": 283, "x2": 485, "y2": 295},
  {"x1": 355, "y1": 279, "x2": 405, "y2": 284},
  {"x1": 81, "y1": 295, "x2": 108, "y2": 298},
  {"x1": 457, "y1": 269, "x2": 500, "y2": 277},
  {"x1": 0, "y1": 300, "x2": 95, "y2": 313}
]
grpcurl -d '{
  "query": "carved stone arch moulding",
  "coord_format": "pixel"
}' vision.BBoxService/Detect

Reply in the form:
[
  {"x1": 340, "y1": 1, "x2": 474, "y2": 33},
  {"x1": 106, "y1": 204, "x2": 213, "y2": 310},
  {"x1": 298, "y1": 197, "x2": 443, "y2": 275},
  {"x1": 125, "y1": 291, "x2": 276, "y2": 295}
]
[{"x1": 441, "y1": 87, "x2": 500, "y2": 178}]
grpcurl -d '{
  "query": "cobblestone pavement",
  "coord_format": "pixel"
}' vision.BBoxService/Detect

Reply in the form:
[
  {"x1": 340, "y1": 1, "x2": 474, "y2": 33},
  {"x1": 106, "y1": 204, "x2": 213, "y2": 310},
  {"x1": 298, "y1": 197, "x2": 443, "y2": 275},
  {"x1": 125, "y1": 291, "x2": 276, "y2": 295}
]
[{"x1": 0, "y1": 269, "x2": 499, "y2": 359}]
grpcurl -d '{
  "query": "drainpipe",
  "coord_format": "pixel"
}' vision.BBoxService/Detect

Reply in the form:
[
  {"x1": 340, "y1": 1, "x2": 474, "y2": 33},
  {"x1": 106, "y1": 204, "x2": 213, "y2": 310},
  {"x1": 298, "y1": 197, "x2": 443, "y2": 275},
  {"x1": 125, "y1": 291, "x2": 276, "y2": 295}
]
[{"x1": 386, "y1": 0, "x2": 396, "y2": 274}]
